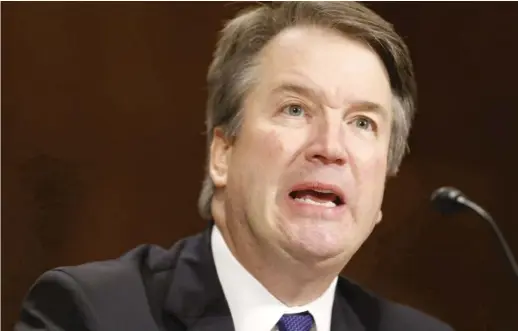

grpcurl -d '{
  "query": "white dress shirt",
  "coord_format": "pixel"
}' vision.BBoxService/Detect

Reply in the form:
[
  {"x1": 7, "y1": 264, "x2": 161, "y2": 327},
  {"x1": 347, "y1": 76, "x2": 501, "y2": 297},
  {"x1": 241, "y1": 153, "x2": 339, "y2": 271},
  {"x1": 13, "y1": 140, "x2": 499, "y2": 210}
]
[{"x1": 211, "y1": 225, "x2": 338, "y2": 331}]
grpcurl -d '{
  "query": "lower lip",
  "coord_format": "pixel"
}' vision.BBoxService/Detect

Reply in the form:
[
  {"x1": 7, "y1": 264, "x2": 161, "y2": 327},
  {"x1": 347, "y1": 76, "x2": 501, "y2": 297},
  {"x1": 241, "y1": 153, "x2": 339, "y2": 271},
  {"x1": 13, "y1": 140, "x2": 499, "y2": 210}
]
[{"x1": 284, "y1": 195, "x2": 347, "y2": 219}]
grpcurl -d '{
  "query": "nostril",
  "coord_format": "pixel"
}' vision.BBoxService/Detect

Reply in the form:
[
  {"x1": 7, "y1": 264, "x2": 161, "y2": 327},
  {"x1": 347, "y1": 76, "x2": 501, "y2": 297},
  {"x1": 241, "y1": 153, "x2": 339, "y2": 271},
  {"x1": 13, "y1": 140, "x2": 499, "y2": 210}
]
[{"x1": 312, "y1": 154, "x2": 346, "y2": 166}]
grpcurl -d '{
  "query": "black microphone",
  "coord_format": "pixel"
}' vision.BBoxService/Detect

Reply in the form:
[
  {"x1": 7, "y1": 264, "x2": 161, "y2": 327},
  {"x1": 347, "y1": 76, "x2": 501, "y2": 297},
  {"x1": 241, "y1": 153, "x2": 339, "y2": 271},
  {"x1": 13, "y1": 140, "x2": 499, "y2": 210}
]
[{"x1": 431, "y1": 186, "x2": 518, "y2": 279}]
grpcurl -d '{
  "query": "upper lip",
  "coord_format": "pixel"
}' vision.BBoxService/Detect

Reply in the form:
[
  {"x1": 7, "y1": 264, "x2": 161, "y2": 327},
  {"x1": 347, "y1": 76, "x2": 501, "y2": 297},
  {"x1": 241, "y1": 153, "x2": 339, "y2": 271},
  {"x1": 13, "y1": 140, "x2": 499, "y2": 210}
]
[{"x1": 288, "y1": 182, "x2": 346, "y2": 205}]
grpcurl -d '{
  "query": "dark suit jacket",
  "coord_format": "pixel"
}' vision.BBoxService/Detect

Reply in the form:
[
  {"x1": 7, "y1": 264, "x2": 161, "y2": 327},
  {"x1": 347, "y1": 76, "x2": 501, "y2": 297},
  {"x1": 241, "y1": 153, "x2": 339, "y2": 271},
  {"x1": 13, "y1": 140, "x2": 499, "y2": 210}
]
[{"x1": 15, "y1": 225, "x2": 453, "y2": 331}]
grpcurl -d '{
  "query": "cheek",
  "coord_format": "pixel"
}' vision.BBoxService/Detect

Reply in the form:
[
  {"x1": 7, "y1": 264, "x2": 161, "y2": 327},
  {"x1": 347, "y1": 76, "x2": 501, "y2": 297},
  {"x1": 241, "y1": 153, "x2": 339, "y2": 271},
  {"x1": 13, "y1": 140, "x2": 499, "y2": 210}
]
[
  {"x1": 264, "y1": 130, "x2": 287, "y2": 158},
  {"x1": 369, "y1": 157, "x2": 388, "y2": 186},
  {"x1": 235, "y1": 130, "x2": 287, "y2": 217},
  {"x1": 360, "y1": 151, "x2": 387, "y2": 182},
  {"x1": 232, "y1": 128, "x2": 287, "y2": 192},
  {"x1": 249, "y1": 129, "x2": 287, "y2": 164},
  {"x1": 351, "y1": 143, "x2": 388, "y2": 199},
  {"x1": 349, "y1": 135, "x2": 388, "y2": 161}
]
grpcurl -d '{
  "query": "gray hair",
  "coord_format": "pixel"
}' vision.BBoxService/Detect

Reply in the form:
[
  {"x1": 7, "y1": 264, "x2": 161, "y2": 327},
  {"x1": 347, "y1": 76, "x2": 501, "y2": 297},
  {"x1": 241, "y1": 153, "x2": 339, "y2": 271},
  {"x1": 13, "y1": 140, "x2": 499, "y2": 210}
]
[{"x1": 198, "y1": 1, "x2": 417, "y2": 220}]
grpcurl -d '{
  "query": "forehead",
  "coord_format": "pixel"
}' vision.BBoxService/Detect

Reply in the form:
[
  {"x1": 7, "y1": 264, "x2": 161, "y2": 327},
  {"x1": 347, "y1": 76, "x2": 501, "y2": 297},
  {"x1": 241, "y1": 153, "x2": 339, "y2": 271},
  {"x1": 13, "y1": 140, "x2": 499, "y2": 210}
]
[{"x1": 254, "y1": 26, "x2": 392, "y2": 110}]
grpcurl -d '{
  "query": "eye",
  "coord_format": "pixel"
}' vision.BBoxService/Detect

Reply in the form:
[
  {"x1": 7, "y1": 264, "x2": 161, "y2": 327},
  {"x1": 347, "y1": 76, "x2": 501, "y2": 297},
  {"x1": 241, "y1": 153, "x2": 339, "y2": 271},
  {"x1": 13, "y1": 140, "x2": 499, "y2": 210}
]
[
  {"x1": 282, "y1": 104, "x2": 305, "y2": 117},
  {"x1": 353, "y1": 116, "x2": 375, "y2": 131}
]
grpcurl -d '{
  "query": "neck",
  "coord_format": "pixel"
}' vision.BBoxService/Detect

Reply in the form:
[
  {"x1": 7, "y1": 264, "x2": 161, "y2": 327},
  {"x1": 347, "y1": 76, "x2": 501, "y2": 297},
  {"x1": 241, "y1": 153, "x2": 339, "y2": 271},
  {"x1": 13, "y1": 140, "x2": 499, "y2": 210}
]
[
  {"x1": 224, "y1": 226, "x2": 340, "y2": 306},
  {"x1": 212, "y1": 210, "x2": 342, "y2": 306}
]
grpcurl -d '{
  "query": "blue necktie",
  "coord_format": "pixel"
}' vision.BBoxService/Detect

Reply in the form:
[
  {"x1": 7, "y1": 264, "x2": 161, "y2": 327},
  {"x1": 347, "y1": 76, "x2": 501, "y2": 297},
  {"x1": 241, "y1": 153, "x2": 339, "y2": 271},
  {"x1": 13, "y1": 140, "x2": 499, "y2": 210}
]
[{"x1": 277, "y1": 312, "x2": 314, "y2": 331}]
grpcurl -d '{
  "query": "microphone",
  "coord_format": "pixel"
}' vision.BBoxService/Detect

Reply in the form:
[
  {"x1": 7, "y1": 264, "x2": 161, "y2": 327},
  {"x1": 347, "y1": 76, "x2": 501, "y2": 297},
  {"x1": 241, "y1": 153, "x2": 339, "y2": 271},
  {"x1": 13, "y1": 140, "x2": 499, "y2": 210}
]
[{"x1": 431, "y1": 186, "x2": 518, "y2": 279}]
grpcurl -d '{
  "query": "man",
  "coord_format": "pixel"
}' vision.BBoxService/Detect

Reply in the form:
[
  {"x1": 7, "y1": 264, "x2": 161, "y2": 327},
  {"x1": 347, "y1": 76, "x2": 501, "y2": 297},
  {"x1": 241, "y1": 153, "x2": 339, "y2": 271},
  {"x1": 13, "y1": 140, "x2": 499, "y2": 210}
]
[{"x1": 15, "y1": 2, "x2": 454, "y2": 331}]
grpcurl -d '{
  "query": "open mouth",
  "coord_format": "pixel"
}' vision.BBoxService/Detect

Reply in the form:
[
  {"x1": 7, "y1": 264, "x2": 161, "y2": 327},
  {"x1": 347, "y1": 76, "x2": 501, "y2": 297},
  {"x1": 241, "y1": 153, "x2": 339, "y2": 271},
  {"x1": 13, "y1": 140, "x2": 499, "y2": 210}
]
[{"x1": 289, "y1": 189, "x2": 345, "y2": 208}]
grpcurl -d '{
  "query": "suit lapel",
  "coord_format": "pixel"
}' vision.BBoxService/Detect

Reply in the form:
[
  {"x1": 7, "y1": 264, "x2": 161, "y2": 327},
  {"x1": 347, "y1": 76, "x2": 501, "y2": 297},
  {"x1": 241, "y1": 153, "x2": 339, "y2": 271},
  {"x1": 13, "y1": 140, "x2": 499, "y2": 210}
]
[
  {"x1": 330, "y1": 277, "x2": 370, "y2": 331},
  {"x1": 163, "y1": 224, "x2": 235, "y2": 331},
  {"x1": 331, "y1": 288, "x2": 366, "y2": 331}
]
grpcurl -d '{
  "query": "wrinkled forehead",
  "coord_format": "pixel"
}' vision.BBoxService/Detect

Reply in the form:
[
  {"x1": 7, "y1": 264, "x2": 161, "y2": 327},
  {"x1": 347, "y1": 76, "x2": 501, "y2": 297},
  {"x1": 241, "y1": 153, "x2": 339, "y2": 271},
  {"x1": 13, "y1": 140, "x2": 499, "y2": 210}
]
[{"x1": 252, "y1": 25, "x2": 393, "y2": 112}]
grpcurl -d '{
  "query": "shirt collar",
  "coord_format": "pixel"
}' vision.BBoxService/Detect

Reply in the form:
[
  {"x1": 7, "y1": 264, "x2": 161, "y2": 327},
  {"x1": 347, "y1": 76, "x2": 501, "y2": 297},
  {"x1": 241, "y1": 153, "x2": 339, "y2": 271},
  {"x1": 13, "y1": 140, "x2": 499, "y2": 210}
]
[{"x1": 211, "y1": 225, "x2": 337, "y2": 331}]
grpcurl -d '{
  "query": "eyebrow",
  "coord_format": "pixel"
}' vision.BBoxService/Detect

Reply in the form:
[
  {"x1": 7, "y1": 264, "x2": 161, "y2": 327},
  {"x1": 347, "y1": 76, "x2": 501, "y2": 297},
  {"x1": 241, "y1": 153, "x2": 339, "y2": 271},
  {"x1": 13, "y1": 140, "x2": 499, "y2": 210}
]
[
  {"x1": 349, "y1": 100, "x2": 390, "y2": 121},
  {"x1": 271, "y1": 82, "x2": 390, "y2": 120},
  {"x1": 271, "y1": 82, "x2": 323, "y2": 103}
]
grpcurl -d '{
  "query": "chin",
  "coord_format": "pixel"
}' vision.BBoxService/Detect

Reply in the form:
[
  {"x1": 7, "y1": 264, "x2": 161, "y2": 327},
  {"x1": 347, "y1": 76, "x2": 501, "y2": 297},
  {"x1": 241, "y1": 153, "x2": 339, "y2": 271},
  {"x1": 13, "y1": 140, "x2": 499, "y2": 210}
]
[{"x1": 285, "y1": 227, "x2": 351, "y2": 263}]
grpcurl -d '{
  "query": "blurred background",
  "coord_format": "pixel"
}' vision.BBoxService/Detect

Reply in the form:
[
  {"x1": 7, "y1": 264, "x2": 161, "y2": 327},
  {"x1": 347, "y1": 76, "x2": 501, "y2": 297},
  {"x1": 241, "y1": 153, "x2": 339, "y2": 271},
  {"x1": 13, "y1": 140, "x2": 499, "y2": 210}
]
[{"x1": 2, "y1": 2, "x2": 518, "y2": 330}]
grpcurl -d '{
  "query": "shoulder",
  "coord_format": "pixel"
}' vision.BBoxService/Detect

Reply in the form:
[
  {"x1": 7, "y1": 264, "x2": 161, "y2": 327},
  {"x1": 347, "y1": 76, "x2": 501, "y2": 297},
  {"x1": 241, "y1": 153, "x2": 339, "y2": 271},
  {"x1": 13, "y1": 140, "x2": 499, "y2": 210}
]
[
  {"x1": 15, "y1": 239, "x2": 192, "y2": 331},
  {"x1": 34, "y1": 242, "x2": 181, "y2": 299},
  {"x1": 336, "y1": 276, "x2": 454, "y2": 331},
  {"x1": 51, "y1": 243, "x2": 182, "y2": 289}
]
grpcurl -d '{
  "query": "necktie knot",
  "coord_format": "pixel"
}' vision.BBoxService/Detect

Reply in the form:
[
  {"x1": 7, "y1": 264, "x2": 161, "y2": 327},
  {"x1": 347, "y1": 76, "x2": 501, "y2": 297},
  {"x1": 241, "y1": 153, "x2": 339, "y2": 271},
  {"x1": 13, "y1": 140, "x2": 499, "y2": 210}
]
[{"x1": 277, "y1": 312, "x2": 314, "y2": 331}]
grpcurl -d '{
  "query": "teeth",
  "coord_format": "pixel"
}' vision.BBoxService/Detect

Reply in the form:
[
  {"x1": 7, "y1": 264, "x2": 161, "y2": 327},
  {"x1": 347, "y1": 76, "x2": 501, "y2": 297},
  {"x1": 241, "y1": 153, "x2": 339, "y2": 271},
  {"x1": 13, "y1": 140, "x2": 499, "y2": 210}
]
[
  {"x1": 314, "y1": 189, "x2": 334, "y2": 194},
  {"x1": 295, "y1": 197, "x2": 336, "y2": 207}
]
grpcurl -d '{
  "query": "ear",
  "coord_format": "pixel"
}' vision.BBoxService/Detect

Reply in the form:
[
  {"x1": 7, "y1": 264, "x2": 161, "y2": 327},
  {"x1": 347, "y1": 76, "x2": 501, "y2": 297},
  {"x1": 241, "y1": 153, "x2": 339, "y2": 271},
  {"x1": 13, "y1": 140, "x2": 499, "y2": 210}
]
[
  {"x1": 376, "y1": 210, "x2": 383, "y2": 224},
  {"x1": 209, "y1": 127, "x2": 232, "y2": 188}
]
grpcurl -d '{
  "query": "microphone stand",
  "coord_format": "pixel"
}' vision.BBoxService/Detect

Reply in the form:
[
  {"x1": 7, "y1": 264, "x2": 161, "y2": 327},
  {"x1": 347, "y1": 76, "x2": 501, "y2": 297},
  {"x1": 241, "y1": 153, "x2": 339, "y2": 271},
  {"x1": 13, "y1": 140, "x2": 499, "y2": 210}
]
[{"x1": 455, "y1": 196, "x2": 518, "y2": 279}]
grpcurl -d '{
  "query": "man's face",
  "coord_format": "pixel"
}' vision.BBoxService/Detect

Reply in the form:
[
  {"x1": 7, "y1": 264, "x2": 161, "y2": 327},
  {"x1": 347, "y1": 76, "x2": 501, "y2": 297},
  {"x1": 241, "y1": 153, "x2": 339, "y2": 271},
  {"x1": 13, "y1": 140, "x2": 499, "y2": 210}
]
[{"x1": 210, "y1": 26, "x2": 392, "y2": 264}]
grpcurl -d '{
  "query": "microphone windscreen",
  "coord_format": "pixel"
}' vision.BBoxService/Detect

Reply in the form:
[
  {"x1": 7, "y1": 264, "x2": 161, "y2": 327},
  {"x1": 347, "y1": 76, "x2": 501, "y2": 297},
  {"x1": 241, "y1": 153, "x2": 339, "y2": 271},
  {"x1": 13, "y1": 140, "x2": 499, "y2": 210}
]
[{"x1": 430, "y1": 186, "x2": 465, "y2": 214}]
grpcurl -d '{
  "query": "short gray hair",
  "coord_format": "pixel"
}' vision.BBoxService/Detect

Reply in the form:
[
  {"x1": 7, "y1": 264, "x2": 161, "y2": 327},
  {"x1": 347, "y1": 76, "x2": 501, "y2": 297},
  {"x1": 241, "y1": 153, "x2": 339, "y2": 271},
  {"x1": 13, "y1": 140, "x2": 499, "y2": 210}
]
[{"x1": 198, "y1": 1, "x2": 417, "y2": 220}]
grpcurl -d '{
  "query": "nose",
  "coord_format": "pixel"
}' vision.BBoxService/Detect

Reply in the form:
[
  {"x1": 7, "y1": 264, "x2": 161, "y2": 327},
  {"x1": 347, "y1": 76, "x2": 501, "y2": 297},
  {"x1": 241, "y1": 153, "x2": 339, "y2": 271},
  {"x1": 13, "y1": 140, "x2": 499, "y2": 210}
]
[{"x1": 305, "y1": 119, "x2": 347, "y2": 166}]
